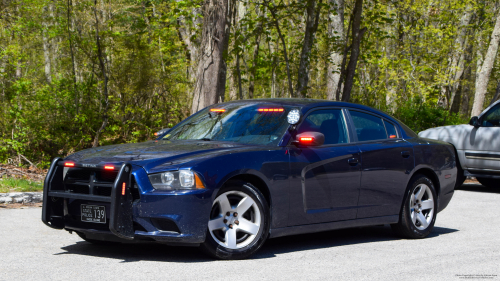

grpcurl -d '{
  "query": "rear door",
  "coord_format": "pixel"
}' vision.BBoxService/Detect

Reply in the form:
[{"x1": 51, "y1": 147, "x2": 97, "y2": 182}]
[
  {"x1": 288, "y1": 108, "x2": 362, "y2": 226},
  {"x1": 347, "y1": 110, "x2": 414, "y2": 219}
]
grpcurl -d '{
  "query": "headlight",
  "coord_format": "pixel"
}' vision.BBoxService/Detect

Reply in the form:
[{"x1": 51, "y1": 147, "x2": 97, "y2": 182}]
[{"x1": 148, "y1": 170, "x2": 205, "y2": 190}]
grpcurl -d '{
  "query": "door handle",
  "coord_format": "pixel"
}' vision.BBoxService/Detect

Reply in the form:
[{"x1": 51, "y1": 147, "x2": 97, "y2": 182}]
[
  {"x1": 348, "y1": 158, "x2": 359, "y2": 166},
  {"x1": 401, "y1": 151, "x2": 411, "y2": 158}
]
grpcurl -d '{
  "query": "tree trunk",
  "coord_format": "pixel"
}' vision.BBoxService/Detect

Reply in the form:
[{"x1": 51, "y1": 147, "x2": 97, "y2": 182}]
[
  {"x1": 269, "y1": 5, "x2": 293, "y2": 98},
  {"x1": 42, "y1": 3, "x2": 54, "y2": 84},
  {"x1": 471, "y1": 11, "x2": 500, "y2": 117},
  {"x1": 326, "y1": 0, "x2": 344, "y2": 100},
  {"x1": 439, "y1": 7, "x2": 472, "y2": 110},
  {"x1": 191, "y1": 0, "x2": 233, "y2": 114},
  {"x1": 176, "y1": 1, "x2": 202, "y2": 83},
  {"x1": 341, "y1": 0, "x2": 365, "y2": 102},
  {"x1": 460, "y1": 41, "x2": 474, "y2": 116},
  {"x1": 248, "y1": 7, "x2": 264, "y2": 99},
  {"x1": 294, "y1": 0, "x2": 322, "y2": 98},
  {"x1": 92, "y1": 0, "x2": 109, "y2": 148},
  {"x1": 67, "y1": 0, "x2": 79, "y2": 114}
]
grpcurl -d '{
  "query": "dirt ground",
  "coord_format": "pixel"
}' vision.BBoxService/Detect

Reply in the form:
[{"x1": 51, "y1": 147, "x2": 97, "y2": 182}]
[{"x1": 0, "y1": 163, "x2": 47, "y2": 182}]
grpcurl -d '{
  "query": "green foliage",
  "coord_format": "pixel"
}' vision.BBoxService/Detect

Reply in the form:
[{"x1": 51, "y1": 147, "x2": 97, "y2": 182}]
[
  {"x1": 0, "y1": 178, "x2": 43, "y2": 193},
  {"x1": 394, "y1": 98, "x2": 469, "y2": 133},
  {"x1": 0, "y1": 0, "x2": 498, "y2": 167}
]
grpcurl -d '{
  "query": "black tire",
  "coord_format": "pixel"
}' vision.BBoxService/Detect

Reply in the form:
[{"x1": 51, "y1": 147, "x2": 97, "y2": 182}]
[
  {"x1": 477, "y1": 177, "x2": 500, "y2": 188},
  {"x1": 76, "y1": 232, "x2": 119, "y2": 245},
  {"x1": 391, "y1": 174, "x2": 438, "y2": 239},
  {"x1": 200, "y1": 181, "x2": 270, "y2": 260}
]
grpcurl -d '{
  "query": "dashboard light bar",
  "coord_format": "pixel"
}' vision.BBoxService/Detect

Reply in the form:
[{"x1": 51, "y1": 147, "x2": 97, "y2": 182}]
[
  {"x1": 258, "y1": 108, "x2": 284, "y2": 112},
  {"x1": 104, "y1": 165, "x2": 114, "y2": 170},
  {"x1": 389, "y1": 135, "x2": 397, "y2": 139},
  {"x1": 210, "y1": 109, "x2": 226, "y2": 112},
  {"x1": 64, "y1": 162, "x2": 75, "y2": 167},
  {"x1": 121, "y1": 182, "x2": 126, "y2": 196}
]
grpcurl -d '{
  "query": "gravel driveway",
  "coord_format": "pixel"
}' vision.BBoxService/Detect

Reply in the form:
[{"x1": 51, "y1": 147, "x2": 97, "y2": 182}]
[{"x1": 1, "y1": 183, "x2": 498, "y2": 281}]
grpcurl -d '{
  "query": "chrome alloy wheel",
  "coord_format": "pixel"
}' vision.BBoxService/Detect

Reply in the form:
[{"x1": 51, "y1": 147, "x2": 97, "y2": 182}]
[
  {"x1": 208, "y1": 191, "x2": 262, "y2": 249},
  {"x1": 409, "y1": 183, "x2": 435, "y2": 230}
]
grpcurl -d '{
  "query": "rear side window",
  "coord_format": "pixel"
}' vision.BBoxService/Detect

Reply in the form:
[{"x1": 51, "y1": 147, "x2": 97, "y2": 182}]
[
  {"x1": 297, "y1": 109, "x2": 348, "y2": 145},
  {"x1": 384, "y1": 120, "x2": 398, "y2": 138},
  {"x1": 350, "y1": 111, "x2": 387, "y2": 141}
]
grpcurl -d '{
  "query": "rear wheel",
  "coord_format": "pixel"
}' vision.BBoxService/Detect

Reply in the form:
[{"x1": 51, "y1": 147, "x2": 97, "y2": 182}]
[
  {"x1": 200, "y1": 181, "x2": 270, "y2": 260},
  {"x1": 477, "y1": 177, "x2": 500, "y2": 188},
  {"x1": 391, "y1": 174, "x2": 437, "y2": 239}
]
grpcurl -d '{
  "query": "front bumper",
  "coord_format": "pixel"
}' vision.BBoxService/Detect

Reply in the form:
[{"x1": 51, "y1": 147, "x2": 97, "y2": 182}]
[{"x1": 42, "y1": 158, "x2": 213, "y2": 244}]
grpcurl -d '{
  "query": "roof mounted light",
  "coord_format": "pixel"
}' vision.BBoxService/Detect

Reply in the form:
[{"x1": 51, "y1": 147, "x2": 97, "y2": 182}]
[
  {"x1": 64, "y1": 162, "x2": 75, "y2": 167},
  {"x1": 258, "y1": 108, "x2": 284, "y2": 112},
  {"x1": 210, "y1": 108, "x2": 226, "y2": 113},
  {"x1": 104, "y1": 165, "x2": 114, "y2": 170}
]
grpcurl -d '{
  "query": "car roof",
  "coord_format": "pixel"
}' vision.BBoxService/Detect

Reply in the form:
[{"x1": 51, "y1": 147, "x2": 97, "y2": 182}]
[{"x1": 221, "y1": 98, "x2": 396, "y2": 121}]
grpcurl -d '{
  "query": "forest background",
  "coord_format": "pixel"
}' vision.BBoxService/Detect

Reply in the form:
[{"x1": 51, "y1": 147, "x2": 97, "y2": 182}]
[{"x1": 1, "y1": 0, "x2": 500, "y2": 168}]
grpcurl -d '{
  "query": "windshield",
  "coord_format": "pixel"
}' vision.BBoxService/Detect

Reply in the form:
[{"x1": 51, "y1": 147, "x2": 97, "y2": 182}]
[{"x1": 163, "y1": 103, "x2": 293, "y2": 146}]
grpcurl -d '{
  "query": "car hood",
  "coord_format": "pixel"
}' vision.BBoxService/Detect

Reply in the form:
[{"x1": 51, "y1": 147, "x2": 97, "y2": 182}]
[
  {"x1": 418, "y1": 124, "x2": 472, "y2": 143},
  {"x1": 65, "y1": 140, "x2": 249, "y2": 169}
]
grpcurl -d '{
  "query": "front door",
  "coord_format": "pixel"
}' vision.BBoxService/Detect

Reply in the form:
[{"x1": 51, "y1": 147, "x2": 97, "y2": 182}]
[
  {"x1": 288, "y1": 108, "x2": 361, "y2": 226},
  {"x1": 465, "y1": 102, "x2": 500, "y2": 171}
]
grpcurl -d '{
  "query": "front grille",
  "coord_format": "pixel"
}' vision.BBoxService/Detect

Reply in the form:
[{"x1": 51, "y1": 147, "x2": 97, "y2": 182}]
[
  {"x1": 64, "y1": 168, "x2": 117, "y2": 197},
  {"x1": 68, "y1": 185, "x2": 89, "y2": 194}
]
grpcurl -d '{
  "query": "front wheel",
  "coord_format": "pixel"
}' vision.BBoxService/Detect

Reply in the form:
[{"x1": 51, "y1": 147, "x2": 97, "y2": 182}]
[
  {"x1": 391, "y1": 174, "x2": 437, "y2": 239},
  {"x1": 200, "y1": 181, "x2": 270, "y2": 260},
  {"x1": 477, "y1": 177, "x2": 500, "y2": 188}
]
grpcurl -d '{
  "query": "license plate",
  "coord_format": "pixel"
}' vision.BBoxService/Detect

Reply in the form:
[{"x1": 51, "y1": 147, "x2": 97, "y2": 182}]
[{"x1": 81, "y1": 204, "x2": 106, "y2": 224}]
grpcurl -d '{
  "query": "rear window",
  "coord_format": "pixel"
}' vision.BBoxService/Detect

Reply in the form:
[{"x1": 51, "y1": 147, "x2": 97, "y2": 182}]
[{"x1": 350, "y1": 111, "x2": 388, "y2": 141}]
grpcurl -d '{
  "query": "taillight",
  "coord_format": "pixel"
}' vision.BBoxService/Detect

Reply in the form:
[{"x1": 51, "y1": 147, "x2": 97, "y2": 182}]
[
  {"x1": 104, "y1": 165, "x2": 114, "y2": 170},
  {"x1": 64, "y1": 162, "x2": 75, "y2": 167},
  {"x1": 122, "y1": 182, "x2": 126, "y2": 196}
]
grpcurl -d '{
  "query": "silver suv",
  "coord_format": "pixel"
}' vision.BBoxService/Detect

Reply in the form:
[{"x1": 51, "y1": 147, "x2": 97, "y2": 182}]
[{"x1": 419, "y1": 100, "x2": 500, "y2": 188}]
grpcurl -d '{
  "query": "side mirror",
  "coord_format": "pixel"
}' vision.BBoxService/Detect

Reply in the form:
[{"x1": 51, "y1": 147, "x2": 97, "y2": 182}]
[
  {"x1": 294, "y1": 132, "x2": 325, "y2": 146},
  {"x1": 469, "y1": 116, "x2": 480, "y2": 128},
  {"x1": 155, "y1": 128, "x2": 171, "y2": 137}
]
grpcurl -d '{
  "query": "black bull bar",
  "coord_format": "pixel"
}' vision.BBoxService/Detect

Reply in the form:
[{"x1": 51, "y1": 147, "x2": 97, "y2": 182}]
[{"x1": 42, "y1": 157, "x2": 135, "y2": 240}]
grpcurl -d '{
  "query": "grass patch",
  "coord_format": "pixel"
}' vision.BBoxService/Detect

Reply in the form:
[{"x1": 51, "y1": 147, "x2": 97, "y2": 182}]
[{"x1": 0, "y1": 178, "x2": 43, "y2": 193}]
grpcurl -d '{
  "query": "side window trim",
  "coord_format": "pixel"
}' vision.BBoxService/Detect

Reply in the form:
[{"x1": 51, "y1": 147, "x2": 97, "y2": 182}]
[
  {"x1": 382, "y1": 118, "x2": 401, "y2": 139},
  {"x1": 287, "y1": 107, "x2": 353, "y2": 147},
  {"x1": 346, "y1": 109, "x2": 401, "y2": 143}
]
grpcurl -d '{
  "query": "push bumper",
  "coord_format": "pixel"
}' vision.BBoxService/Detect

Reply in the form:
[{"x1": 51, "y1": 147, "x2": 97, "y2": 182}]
[
  {"x1": 42, "y1": 158, "x2": 213, "y2": 244},
  {"x1": 42, "y1": 158, "x2": 135, "y2": 239}
]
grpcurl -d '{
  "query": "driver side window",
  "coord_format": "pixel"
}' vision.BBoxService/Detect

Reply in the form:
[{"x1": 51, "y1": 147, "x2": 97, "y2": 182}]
[
  {"x1": 482, "y1": 103, "x2": 500, "y2": 127},
  {"x1": 297, "y1": 109, "x2": 348, "y2": 145}
]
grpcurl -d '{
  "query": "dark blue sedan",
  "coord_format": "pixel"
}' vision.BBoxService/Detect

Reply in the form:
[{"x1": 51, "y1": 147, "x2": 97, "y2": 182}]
[{"x1": 42, "y1": 99, "x2": 457, "y2": 259}]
